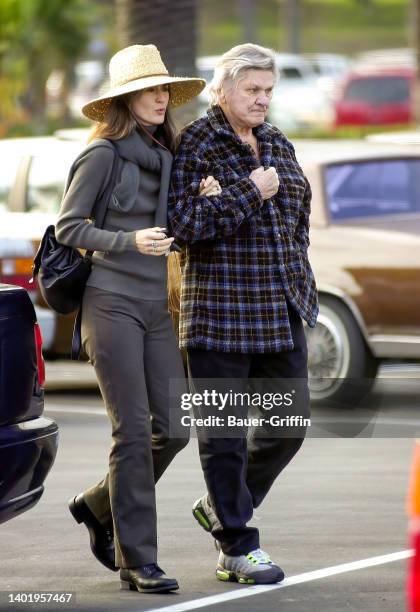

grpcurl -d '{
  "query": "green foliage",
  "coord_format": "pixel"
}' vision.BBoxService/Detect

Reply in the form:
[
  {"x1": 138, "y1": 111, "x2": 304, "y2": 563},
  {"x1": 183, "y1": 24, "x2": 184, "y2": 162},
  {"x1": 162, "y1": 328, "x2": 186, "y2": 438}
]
[
  {"x1": 286, "y1": 122, "x2": 418, "y2": 139},
  {"x1": 0, "y1": 0, "x2": 98, "y2": 134},
  {"x1": 199, "y1": 0, "x2": 410, "y2": 55},
  {"x1": 0, "y1": 0, "x2": 414, "y2": 137}
]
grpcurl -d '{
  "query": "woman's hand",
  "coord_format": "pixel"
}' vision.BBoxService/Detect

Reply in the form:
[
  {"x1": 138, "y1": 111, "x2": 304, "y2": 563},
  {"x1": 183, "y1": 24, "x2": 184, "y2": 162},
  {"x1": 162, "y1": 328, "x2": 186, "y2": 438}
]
[
  {"x1": 199, "y1": 175, "x2": 222, "y2": 197},
  {"x1": 135, "y1": 227, "x2": 174, "y2": 256}
]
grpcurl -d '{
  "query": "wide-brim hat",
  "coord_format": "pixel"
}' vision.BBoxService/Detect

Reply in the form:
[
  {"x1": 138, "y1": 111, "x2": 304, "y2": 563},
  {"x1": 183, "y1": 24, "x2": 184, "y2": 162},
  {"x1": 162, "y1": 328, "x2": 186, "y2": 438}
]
[{"x1": 82, "y1": 44, "x2": 206, "y2": 121}]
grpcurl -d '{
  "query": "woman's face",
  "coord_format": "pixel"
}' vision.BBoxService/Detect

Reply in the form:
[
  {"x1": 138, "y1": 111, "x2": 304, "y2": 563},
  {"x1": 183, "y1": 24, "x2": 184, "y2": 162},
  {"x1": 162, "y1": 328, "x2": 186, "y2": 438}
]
[{"x1": 130, "y1": 84, "x2": 170, "y2": 126}]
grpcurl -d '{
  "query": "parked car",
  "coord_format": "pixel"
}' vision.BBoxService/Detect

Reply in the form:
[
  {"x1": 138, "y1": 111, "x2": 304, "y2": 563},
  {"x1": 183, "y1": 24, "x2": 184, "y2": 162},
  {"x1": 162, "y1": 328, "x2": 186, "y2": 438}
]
[
  {"x1": 0, "y1": 233, "x2": 56, "y2": 352},
  {"x1": 304, "y1": 52, "x2": 352, "y2": 98},
  {"x1": 0, "y1": 133, "x2": 87, "y2": 356},
  {"x1": 293, "y1": 138, "x2": 420, "y2": 403},
  {"x1": 334, "y1": 66, "x2": 415, "y2": 127},
  {"x1": 269, "y1": 53, "x2": 348, "y2": 132},
  {"x1": 366, "y1": 129, "x2": 420, "y2": 146},
  {"x1": 305, "y1": 52, "x2": 352, "y2": 81},
  {"x1": 268, "y1": 80, "x2": 335, "y2": 132},
  {"x1": 0, "y1": 284, "x2": 59, "y2": 523},
  {"x1": 274, "y1": 52, "x2": 317, "y2": 82}
]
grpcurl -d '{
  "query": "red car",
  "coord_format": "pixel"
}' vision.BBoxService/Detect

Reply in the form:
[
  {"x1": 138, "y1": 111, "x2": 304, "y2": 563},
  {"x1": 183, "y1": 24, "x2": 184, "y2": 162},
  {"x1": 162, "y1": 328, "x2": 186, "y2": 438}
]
[{"x1": 334, "y1": 67, "x2": 414, "y2": 127}]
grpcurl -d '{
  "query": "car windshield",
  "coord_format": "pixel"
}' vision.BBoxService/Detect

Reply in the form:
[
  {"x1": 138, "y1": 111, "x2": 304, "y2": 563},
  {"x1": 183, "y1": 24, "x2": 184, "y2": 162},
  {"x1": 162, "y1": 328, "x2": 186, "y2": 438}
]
[
  {"x1": 325, "y1": 159, "x2": 420, "y2": 220},
  {"x1": 0, "y1": 156, "x2": 21, "y2": 212},
  {"x1": 343, "y1": 76, "x2": 410, "y2": 104},
  {"x1": 279, "y1": 67, "x2": 304, "y2": 79},
  {"x1": 26, "y1": 152, "x2": 75, "y2": 213}
]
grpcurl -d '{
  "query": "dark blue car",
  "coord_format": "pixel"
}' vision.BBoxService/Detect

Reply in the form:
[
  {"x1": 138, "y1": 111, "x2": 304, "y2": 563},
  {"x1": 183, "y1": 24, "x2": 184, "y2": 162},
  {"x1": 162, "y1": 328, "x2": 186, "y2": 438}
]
[{"x1": 0, "y1": 283, "x2": 58, "y2": 524}]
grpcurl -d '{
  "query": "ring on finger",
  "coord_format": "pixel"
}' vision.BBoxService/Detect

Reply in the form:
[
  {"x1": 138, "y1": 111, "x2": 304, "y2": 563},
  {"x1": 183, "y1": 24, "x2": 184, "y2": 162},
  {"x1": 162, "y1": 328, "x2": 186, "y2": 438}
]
[{"x1": 151, "y1": 240, "x2": 157, "y2": 248}]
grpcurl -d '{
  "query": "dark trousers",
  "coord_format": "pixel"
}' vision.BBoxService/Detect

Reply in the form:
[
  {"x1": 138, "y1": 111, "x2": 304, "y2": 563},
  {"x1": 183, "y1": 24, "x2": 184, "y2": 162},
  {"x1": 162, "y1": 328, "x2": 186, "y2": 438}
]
[
  {"x1": 187, "y1": 302, "x2": 310, "y2": 556},
  {"x1": 80, "y1": 286, "x2": 188, "y2": 568}
]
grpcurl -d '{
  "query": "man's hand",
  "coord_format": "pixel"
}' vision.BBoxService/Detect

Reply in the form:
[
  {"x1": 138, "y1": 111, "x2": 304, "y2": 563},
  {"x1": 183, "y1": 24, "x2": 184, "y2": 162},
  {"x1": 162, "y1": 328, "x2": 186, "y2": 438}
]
[
  {"x1": 199, "y1": 176, "x2": 222, "y2": 197},
  {"x1": 249, "y1": 166, "x2": 279, "y2": 200}
]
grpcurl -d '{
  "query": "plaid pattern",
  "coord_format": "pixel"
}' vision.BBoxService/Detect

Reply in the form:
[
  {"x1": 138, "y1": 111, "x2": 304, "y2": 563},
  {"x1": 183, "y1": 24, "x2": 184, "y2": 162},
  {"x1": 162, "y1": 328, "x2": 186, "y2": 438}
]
[{"x1": 169, "y1": 105, "x2": 318, "y2": 353}]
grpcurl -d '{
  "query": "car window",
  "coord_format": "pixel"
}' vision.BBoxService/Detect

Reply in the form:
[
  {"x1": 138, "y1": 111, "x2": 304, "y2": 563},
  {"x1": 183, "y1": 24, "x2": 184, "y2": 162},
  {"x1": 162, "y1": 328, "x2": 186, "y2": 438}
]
[
  {"x1": 325, "y1": 159, "x2": 420, "y2": 219},
  {"x1": 26, "y1": 153, "x2": 75, "y2": 213},
  {"x1": 279, "y1": 67, "x2": 303, "y2": 79},
  {"x1": 343, "y1": 76, "x2": 410, "y2": 104},
  {"x1": 0, "y1": 156, "x2": 21, "y2": 212}
]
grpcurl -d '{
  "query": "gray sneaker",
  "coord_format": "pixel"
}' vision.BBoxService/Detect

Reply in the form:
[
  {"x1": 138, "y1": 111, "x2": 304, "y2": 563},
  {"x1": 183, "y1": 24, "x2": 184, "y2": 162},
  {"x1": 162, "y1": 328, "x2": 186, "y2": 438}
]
[
  {"x1": 216, "y1": 548, "x2": 284, "y2": 585},
  {"x1": 192, "y1": 495, "x2": 221, "y2": 550},
  {"x1": 192, "y1": 495, "x2": 218, "y2": 532}
]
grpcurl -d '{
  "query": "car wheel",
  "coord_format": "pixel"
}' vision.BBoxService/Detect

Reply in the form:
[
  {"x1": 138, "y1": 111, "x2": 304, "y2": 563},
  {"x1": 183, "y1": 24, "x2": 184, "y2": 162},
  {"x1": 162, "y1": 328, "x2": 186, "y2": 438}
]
[{"x1": 304, "y1": 296, "x2": 379, "y2": 407}]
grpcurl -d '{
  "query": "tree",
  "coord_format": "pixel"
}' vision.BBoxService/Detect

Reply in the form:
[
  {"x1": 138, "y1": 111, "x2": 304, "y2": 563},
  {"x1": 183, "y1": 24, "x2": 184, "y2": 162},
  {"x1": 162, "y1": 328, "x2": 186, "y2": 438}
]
[
  {"x1": 115, "y1": 0, "x2": 198, "y2": 124},
  {"x1": 286, "y1": 0, "x2": 299, "y2": 54},
  {"x1": 115, "y1": 0, "x2": 197, "y2": 75},
  {"x1": 236, "y1": 0, "x2": 257, "y2": 43},
  {"x1": 0, "y1": 0, "x2": 95, "y2": 133}
]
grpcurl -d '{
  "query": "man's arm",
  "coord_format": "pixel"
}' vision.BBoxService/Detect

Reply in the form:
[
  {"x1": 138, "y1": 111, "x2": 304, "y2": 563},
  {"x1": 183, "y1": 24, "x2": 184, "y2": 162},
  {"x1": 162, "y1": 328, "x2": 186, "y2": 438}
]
[
  {"x1": 169, "y1": 135, "x2": 264, "y2": 244},
  {"x1": 282, "y1": 139, "x2": 312, "y2": 252},
  {"x1": 295, "y1": 175, "x2": 312, "y2": 251}
]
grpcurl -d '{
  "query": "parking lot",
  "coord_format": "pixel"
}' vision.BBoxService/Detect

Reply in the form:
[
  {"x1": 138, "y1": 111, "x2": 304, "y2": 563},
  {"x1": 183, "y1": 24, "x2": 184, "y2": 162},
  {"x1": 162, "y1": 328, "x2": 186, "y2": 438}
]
[{"x1": 1, "y1": 369, "x2": 418, "y2": 612}]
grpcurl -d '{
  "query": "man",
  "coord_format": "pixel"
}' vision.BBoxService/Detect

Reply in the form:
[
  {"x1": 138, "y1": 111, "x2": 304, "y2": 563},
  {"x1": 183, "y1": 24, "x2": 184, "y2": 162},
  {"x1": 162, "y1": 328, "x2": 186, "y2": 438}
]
[{"x1": 169, "y1": 43, "x2": 318, "y2": 585}]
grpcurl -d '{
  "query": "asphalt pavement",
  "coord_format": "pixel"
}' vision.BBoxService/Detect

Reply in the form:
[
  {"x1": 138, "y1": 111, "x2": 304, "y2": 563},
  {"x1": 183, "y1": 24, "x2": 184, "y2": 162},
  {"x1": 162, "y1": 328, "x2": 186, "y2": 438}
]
[{"x1": 0, "y1": 379, "x2": 418, "y2": 612}]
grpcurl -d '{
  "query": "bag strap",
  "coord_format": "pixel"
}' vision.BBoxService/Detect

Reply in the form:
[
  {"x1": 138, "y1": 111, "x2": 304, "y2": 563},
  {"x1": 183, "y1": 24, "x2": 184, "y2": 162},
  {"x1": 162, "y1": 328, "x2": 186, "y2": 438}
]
[
  {"x1": 85, "y1": 139, "x2": 120, "y2": 258},
  {"x1": 71, "y1": 308, "x2": 83, "y2": 361}
]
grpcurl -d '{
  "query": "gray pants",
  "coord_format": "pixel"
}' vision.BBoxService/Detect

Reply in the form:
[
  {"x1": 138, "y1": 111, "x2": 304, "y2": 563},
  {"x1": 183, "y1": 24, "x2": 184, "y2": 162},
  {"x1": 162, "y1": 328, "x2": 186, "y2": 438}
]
[{"x1": 80, "y1": 286, "x2": 188, "y2": 568}]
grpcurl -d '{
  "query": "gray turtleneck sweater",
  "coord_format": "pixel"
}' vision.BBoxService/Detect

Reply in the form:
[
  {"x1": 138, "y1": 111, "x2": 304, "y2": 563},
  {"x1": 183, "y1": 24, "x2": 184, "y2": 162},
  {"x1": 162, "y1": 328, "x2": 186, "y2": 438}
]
[{"x1": 56, "y1": 127, "x2": 173, "y2": 300}]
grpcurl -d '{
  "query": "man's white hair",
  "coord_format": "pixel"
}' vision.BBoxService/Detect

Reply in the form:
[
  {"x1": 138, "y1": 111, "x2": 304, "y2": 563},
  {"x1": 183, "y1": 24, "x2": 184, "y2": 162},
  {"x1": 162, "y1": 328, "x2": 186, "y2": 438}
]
[{"x1": 208, "y1": 43, "x2": 277, "y2": 106}]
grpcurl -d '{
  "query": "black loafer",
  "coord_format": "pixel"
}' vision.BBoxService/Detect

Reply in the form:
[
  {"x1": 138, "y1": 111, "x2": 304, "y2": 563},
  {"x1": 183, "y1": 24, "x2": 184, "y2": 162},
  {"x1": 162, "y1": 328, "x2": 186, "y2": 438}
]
[
  {"x1": 120, "y1": 564, "x2": 179, "y2": 593},
  {"x1": 68, "y1": 494, "x2": 117, "y2": 572}
]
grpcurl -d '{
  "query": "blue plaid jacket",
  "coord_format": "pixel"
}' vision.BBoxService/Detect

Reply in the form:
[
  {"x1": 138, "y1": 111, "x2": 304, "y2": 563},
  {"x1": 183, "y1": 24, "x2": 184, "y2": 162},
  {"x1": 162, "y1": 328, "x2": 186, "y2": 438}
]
[{"x1": 169, "y1": 105, "x2": 318, "y2": 353}]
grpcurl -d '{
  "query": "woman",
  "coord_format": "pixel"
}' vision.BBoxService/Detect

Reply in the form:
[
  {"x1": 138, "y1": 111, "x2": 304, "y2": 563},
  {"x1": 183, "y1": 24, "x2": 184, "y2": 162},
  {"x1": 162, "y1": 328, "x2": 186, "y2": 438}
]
[{"x1": 56, "y1": 44, "x2": 216, "y2": 594}]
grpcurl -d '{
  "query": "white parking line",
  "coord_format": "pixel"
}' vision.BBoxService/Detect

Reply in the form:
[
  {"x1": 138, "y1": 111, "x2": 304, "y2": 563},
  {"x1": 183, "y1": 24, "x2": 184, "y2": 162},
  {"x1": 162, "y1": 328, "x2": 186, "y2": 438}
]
[{"x1": 145, "y1": 550, "x2": 413, "y2": 612}]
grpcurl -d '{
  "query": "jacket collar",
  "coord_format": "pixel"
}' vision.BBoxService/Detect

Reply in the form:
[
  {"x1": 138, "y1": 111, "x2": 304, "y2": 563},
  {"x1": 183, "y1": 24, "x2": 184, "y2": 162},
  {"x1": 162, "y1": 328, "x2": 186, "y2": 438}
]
[{"x1": 207, "y1": 104, "x2": 274, "y2": 143}]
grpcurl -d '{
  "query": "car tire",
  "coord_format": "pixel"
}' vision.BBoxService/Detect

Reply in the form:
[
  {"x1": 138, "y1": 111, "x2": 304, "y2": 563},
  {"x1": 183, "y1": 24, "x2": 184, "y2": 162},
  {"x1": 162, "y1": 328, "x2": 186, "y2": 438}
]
[{"x1": 305, "y1": 295, "x2": 379, "y2": 407}]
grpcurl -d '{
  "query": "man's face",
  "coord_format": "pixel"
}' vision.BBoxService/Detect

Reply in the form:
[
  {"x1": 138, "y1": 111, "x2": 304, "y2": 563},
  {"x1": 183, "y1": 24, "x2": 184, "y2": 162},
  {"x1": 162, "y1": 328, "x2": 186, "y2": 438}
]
[{"x1": 221, "y1": 69, "x2": 275, "y2": 128}]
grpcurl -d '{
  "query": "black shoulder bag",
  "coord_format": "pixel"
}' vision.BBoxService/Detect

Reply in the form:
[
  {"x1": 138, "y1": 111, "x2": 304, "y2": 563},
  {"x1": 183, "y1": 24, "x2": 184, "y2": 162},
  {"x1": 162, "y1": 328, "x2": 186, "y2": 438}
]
[{"x1": 32, "y1": 140, "x2": 120, "y2": 360}]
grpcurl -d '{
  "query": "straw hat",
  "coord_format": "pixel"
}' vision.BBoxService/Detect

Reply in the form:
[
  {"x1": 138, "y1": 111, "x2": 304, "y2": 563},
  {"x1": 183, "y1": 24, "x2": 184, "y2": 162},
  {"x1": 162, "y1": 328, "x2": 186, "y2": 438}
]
[{"x1": 82, "y1": 44, "x2": 206, "y2": 121}]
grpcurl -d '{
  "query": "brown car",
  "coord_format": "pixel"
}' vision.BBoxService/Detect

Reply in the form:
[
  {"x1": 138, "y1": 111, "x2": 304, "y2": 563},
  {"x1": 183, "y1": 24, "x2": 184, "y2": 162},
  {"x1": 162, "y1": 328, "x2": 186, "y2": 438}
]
[{"x1": 293, "y1": 138, "x2": 420, "y2": 403}]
